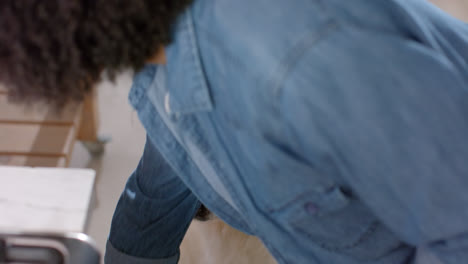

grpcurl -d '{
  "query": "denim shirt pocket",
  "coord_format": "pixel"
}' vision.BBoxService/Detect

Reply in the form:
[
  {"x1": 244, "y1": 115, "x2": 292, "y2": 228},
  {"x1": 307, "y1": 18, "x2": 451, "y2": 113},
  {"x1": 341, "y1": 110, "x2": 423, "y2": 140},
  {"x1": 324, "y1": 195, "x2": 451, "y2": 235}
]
[{"x1": 285, "y1": 186, "x2": 404, "y2": 261}]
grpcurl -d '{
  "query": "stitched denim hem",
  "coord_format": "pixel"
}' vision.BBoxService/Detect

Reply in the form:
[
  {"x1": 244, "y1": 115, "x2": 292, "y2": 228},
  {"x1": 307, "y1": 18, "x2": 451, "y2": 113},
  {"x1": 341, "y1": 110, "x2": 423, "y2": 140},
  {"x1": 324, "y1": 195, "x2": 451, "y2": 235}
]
[{"x1": 104, "y1": 240, "x2": 180, "y2": 264}]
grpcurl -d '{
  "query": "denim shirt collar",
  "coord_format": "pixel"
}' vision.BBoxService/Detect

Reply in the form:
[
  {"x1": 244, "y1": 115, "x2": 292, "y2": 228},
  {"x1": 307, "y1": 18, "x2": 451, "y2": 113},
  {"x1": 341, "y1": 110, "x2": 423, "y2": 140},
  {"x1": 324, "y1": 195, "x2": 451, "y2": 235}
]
[
  {"x1": 128, "y1": 8, "x2": 213, "y2": 115},
  {"x1": 163, "y1": 9, "x2": 213, "y2": 115}
]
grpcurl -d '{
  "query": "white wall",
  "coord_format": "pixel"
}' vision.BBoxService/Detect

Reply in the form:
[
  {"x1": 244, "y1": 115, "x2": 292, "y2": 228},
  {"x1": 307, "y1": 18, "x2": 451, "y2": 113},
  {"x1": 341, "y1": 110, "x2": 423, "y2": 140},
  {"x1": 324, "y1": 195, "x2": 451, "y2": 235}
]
[{"x1": 430, "y1": 0, "x2": 468, "y2": 21}]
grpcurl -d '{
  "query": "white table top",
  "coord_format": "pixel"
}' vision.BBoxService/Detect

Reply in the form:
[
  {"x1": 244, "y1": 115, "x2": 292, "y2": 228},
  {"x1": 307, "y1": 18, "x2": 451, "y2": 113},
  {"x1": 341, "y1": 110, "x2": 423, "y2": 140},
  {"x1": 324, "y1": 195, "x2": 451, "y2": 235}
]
[{"x1": 0, "y1": 166, "x2": 95, "y2": 233}]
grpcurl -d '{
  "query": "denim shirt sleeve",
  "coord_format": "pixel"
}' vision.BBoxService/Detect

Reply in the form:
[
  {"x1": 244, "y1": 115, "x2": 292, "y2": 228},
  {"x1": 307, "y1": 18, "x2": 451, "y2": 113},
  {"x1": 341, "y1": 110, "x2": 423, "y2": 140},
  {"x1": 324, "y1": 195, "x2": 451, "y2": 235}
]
[
  {"x1": 105, "y1": 135, "x2": 201, "y2": 263},
  {"x1": 279, "y1": 24, "x2": 468, "y2": 263}
]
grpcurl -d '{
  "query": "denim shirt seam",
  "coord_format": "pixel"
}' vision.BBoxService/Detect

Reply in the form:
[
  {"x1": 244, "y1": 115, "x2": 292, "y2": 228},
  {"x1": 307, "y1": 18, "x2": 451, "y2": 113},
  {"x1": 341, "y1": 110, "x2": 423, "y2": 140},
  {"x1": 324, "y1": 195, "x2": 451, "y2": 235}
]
[
  {"x1": 270, "y1": 21, "x2": 340, "y2": 102},
  {"x1": 194, "y1": 25, "x2": 268, "y2": 92}
]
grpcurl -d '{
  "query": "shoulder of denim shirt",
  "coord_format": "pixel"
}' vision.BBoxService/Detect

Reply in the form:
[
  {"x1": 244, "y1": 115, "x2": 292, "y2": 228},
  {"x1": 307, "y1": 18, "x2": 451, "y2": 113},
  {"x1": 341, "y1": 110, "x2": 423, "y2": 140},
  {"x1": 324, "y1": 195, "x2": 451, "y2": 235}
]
[
  {"x1": 187, "y1": 0, "x2": 426, "y2": 103},
  {"x1": 188, "y1": 0, "x2": 337, "y2": 99}
]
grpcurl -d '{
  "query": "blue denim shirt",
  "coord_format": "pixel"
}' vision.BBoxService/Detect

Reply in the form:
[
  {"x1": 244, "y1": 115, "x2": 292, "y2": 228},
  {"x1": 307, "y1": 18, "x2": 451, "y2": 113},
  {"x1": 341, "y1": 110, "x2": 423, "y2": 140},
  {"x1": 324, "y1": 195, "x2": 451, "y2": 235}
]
[{"x1": 105, "y1": 0, "x2": 468, "y2": 263}]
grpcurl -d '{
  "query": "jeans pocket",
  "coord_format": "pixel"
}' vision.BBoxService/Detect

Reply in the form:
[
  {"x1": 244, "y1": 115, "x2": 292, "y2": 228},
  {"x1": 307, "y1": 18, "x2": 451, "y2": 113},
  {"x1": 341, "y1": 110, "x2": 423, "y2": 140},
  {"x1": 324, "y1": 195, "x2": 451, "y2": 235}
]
[{"x1": 289, "y1": 186, "x2": 404, "y2": 261}]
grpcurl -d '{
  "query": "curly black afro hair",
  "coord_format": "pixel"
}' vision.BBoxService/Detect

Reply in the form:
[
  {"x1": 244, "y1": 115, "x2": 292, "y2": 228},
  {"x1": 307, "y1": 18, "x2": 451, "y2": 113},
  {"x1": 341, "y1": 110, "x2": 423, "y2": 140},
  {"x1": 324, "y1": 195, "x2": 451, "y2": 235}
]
[{"x1": 0, "y1": 0, "x2": 192, "y2": 107}]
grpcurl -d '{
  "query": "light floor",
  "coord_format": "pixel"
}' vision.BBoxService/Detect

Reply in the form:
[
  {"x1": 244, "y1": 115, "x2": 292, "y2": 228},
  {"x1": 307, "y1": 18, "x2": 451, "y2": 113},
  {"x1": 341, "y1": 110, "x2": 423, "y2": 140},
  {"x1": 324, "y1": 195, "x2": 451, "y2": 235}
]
[
  {"x1": 68, "y1": 1, "x2": 468, "y2": 263},
  {"x1": 69, "y1": 71, "x2": 146, "y2": 261}
]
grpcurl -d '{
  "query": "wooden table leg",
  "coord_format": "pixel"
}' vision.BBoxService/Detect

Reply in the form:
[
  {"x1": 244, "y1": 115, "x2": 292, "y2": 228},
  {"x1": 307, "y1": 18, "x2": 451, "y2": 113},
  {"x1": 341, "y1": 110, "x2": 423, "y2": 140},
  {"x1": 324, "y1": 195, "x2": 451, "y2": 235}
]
[
  {"x1": 77, "y1": 89, "x2": 109, "y2": 156},
  {"x1": 77, "y1": 89, "x2": 99, "y2": 142}
]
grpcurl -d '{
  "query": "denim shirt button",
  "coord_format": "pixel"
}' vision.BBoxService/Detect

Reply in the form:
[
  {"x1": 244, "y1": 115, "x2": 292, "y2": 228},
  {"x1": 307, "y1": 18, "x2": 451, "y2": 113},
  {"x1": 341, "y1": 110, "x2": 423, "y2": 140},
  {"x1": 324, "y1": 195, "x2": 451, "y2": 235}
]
[{"x1": 305, "y1": 202, "x2": 319, "y2": 215}]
